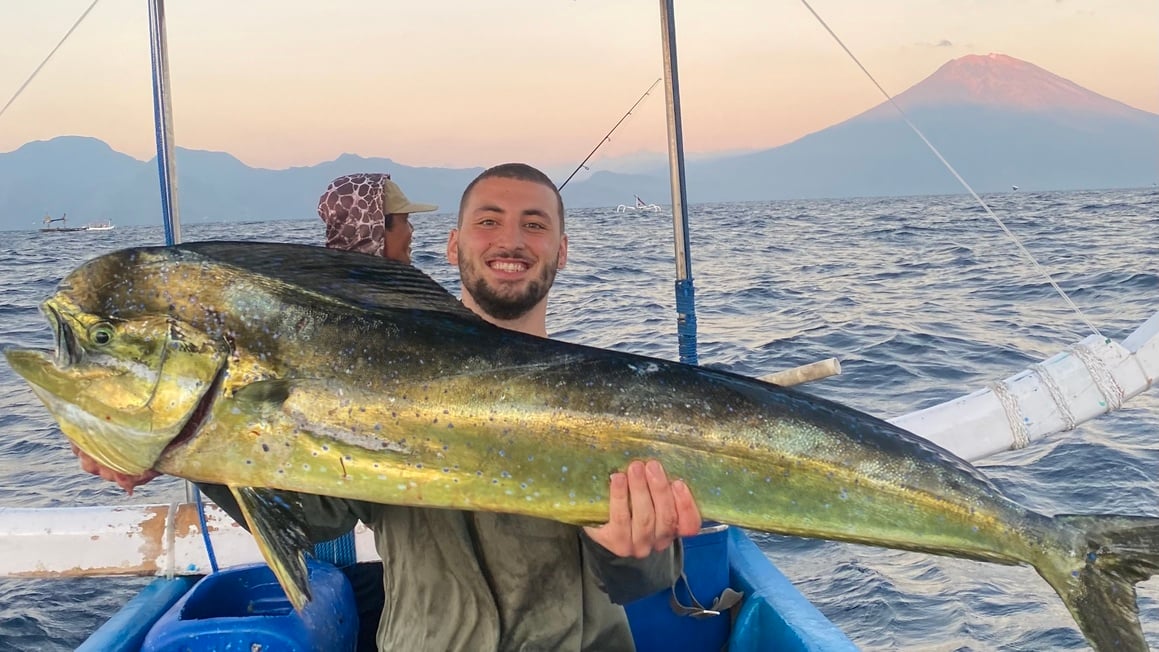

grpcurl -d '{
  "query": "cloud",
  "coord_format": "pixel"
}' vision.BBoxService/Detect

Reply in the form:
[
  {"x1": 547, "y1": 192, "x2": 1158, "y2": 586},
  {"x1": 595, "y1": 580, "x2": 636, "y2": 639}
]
[{"x1": 913, "y1": 39, "x2": 955, "y2": 48}]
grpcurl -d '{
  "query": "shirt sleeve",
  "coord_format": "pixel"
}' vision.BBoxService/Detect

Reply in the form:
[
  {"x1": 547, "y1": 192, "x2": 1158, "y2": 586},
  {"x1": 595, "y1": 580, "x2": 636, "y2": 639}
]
[
  {"x1": 578, "y1": 530, "x2": 682, "y2": 604},
  {"x1": 195, "y1": 482, "x2": 363, "y2": 543}
]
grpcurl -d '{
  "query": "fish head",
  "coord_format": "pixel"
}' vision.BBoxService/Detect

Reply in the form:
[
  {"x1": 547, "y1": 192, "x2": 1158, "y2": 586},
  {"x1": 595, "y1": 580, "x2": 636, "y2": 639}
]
[{"x1": 4, "y1": 294, "x2": 229, "y2": 476}]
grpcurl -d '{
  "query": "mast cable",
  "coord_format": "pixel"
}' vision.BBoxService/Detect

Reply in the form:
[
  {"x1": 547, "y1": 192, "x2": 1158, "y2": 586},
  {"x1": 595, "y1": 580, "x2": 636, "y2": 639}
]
[{"x1": 0, "y1": 0, "x2": 101, "y2": 122}]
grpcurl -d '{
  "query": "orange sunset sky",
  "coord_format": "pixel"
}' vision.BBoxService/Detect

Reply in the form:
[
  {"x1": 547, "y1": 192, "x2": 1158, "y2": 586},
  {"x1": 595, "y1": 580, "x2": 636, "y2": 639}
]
[{"x1": 1, "y1": 0, "x2": 1156, "y2": 173}]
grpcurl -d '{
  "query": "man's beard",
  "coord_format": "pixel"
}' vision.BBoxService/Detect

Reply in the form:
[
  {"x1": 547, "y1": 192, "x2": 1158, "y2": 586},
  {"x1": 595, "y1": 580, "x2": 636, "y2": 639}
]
[{"x1": 460, "y1": 253, "x2": 558, "y2": 321}]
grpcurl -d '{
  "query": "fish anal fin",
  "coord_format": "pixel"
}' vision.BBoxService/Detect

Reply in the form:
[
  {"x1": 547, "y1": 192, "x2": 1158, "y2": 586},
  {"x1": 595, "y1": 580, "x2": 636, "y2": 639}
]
[{"x1": 229, "y1": 485, "x2": 313, "y2": 611}]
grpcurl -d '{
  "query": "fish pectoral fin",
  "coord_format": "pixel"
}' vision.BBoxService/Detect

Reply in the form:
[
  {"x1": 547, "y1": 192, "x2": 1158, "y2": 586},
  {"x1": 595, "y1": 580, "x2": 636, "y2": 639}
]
[
  {"x1": 232, "y1": 379, "x2": 295, "y2": 407},
  {"x1": 229, "y1": 485, "x2": 313, "y2": 611}
]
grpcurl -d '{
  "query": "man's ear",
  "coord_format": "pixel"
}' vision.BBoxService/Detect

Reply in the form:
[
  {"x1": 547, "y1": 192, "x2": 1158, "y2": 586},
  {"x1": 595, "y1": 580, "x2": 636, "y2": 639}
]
[
  {"x1": 557, "y1": 234, "x2": 568, "y2": 270},
  {"x1": 446, "y1": 229, "x2": 459, "y2": 265}
]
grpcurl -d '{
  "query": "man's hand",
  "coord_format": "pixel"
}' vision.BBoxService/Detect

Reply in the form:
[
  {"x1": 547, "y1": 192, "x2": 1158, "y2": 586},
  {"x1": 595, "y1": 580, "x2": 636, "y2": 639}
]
[
  {"x1": 583, "y1": 460, "x2": 702, "y2": 558},
  {"x1": 71, "y1": 443, "x2": 160, "y2": 495}
]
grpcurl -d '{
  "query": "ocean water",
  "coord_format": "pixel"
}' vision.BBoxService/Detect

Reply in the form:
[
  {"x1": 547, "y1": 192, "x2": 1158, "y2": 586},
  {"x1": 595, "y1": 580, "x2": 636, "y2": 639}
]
[{"x1": 0, "y1": 187, "x2": 1157, "y2": 650}]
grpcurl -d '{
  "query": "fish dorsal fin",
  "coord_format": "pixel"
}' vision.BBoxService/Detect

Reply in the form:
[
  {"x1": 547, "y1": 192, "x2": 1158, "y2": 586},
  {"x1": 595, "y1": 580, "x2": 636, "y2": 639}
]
[
  {"x1": 230, "y1": 485, "x2": 314, "y2": 611},
  {"x1": 174, "y1": 241, "x2": 482, "y2": 321}
]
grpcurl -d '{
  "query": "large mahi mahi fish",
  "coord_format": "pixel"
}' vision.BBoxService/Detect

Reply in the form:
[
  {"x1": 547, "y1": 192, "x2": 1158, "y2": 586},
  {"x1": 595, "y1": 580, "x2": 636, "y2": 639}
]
[{"x1": 6, "y1": 241, "x2": 1159, "y2": 651}]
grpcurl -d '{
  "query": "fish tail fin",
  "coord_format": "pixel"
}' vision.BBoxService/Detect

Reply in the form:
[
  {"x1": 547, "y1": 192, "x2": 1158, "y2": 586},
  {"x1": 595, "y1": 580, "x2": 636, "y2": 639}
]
[{"x1": 1036, "y1": 514, "x2": 1159, "y2": 652}]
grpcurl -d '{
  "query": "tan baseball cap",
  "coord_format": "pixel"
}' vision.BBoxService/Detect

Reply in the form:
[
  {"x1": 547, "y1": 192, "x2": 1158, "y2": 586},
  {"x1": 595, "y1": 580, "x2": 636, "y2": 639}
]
[{"x1": 381, "y1": 177, "x2": 438, "y2": 215}]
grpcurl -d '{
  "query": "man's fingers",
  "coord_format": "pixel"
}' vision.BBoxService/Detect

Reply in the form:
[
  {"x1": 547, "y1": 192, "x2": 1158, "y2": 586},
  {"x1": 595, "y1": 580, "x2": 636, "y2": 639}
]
[
  {"x1": 645, "y1": 461, "x2": 679, "y2": 549},
  {"x1": 627, "y1": 461, "x2": 656, "y2": 558},
  {"x1": 607, "y1": 471, "x2": 631, "y2": 530},
  {"x1": 672, "y1": 479, "x2": 702, "y2": 537}
]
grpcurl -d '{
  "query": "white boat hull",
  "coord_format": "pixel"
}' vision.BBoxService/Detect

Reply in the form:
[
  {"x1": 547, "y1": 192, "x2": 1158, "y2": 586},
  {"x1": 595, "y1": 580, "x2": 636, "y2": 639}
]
[{"x1": 891, "y1": 311, "x2": 1158, "y2": 462}]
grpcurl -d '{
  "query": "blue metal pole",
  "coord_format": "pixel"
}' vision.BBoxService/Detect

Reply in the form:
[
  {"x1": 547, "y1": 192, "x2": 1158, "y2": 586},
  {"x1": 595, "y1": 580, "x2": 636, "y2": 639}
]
[
  {"x1": 148, "y1": 0, "x2": 181, "y2": 246},
  {"x1": 658, "y1": 0, "x2": 698, "y2": 365}
]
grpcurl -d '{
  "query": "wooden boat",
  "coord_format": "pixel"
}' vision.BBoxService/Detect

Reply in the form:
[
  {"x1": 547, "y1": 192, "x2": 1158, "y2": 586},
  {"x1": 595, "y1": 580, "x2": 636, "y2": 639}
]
[
  {"x1": 37, "y1": 214, "x2": 115, "y2": 232},
  {"x1": 39, "y1": 213, "x2": 88, "y2": 232}
]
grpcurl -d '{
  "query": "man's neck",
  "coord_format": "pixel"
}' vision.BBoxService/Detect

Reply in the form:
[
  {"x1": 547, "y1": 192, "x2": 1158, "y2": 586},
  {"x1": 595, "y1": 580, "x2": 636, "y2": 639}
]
[{"x1": 460, "y1": 289, "x2": 549, "y2": 337}]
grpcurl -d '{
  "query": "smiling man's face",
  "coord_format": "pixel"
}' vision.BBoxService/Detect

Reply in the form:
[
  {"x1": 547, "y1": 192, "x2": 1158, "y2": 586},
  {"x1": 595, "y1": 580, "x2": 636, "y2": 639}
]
[{"x1": 448, "y1": 176, "x2": 568, "y2": 324}]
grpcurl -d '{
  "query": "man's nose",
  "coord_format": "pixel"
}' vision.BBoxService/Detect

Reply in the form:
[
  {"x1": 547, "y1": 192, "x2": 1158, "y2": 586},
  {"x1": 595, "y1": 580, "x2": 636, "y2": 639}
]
[{"x1": 491, "y1": 220, "x2": 524, "y2": 249}]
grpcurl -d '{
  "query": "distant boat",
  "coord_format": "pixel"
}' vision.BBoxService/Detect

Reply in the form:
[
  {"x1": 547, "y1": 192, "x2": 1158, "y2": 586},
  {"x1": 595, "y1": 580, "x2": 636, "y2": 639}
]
[
  {"x1": 38, "y1": 213, "x2": 86, "y2": 233},
  {"x1": 83, "y1": 220, "x2": 115, "y2": 231},
  {"x1": 1012, "y1": 185, "x2": 1020, "y2": 191},
  {"x1": 616, "y1": 194, "x2": 663, "y2": 213},
  {"x1": 38, "y1": 213, "x2": 114, "y2": 232}
]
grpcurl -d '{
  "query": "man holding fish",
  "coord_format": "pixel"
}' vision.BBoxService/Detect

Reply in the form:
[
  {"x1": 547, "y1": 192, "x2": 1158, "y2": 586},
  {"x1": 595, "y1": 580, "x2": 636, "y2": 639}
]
[{"x1": 72, "y1": 163, "x2": 700, "y2": 652}]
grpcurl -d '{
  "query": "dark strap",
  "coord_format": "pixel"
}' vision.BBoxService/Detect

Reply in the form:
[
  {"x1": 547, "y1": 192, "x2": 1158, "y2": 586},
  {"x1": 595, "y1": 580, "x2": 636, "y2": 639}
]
[{"x1": 666, "y1": 534, "x2": 745, "y2": 619}]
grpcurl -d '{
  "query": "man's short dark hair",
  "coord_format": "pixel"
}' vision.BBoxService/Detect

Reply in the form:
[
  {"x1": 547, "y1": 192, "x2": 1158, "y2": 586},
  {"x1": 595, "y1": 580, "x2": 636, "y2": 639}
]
[{"x1": 457, "y1": 163, "x2": 565, "y2": 233}]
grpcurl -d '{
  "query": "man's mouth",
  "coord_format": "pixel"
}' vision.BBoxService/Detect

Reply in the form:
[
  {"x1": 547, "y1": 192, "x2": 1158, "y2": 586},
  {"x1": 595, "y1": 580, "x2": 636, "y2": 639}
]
[{"x1": 488, "y1": 260, "x2": 530, "y2": 274}]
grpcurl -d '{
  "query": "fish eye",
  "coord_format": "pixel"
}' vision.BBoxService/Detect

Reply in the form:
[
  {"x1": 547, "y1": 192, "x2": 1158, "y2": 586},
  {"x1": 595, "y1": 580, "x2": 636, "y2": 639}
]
[{"x1": 90, "y1": 323, "x2": 115, "y2": 346}]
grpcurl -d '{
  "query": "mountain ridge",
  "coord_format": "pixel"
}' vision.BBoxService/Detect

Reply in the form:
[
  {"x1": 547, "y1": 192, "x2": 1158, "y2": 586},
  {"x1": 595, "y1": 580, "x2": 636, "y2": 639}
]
[{"x1": 1, "y1": 53, "x2": 1155, "y2": 230}]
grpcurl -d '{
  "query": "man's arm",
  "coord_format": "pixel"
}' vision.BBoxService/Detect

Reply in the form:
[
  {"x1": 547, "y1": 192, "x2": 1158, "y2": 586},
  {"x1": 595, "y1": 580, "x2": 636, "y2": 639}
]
[{"x1": 580, "y1": 529, "x2": 680, "y2": 604}]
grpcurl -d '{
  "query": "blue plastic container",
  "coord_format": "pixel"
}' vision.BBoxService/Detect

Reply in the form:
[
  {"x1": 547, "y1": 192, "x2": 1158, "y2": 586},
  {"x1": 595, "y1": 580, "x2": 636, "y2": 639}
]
[
  {"x1": 141, "y1": 559, "x2": 358, "y2": 652},
  {"x1": 624, "y1": 523, "x2": 732, "y2": 652}
]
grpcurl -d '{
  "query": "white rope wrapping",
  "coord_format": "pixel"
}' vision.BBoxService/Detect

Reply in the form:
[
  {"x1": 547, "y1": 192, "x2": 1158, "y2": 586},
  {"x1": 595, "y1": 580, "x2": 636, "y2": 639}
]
[
  {"x1": 989, "y1": 380, "x2": 1030, "y2": 449},
  {"x1": 1031, "y1": 363, "x2": 1077, "y2": 431},
  {"x1": 1069, "y1": 341, "x2": 1125, "y2": 412}
]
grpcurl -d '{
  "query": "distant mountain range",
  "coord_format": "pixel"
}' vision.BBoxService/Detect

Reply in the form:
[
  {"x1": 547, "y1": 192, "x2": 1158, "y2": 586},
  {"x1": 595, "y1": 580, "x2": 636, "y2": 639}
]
[{"x1": 1, "y1": 53, "x2": 1155, "y2": 231}]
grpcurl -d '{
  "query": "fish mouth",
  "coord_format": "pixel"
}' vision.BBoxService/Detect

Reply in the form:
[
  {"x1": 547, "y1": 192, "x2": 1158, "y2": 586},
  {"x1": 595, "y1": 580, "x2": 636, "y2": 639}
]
[{"x1": 43, "y1": 302, "x2": 81, "y2": 367}]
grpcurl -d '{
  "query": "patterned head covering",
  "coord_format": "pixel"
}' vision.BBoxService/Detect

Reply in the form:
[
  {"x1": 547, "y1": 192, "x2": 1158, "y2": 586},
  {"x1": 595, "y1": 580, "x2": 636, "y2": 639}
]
[{"x1": 316, "y1": 173, "x2": 438, "y2": 256}]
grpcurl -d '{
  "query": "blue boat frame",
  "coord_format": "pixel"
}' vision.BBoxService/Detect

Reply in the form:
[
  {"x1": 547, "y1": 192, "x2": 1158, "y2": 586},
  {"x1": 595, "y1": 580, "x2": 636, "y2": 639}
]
[{"x1": 80, "y1": 527, "x2": 857, "y2": 651}]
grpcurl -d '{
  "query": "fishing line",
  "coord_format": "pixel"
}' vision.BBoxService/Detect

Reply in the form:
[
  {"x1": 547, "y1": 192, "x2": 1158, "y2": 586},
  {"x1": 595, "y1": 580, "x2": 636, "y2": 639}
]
[
  {"x1": 798, "y1": 0, "x2": 1104, "y2": 339},
  {"x1": 558, "y1": 77, "x2": 662, "y2": 190},
  {"x1": 0, "y1": 0, "x2": 101, "y2": 123}
]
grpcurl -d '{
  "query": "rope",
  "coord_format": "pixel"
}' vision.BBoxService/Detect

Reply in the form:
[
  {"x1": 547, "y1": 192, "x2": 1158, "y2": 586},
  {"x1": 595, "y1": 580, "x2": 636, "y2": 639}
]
[
  {"x1": 0, "y1": 0, "x2": 101, "y2": 122},
  {"x1": 989, "y1": 380, "x2": 1030, "y2": 449},
  {"x1": 1070, "y1": 340, "x2": 1125, "y2": 412},
  {"x1": 798, "y1": 0, "x2": 1103, "y2": 340},
  {"x1": 1030, "y1": 362, "x2": 1077, "y2": 431},
  {"x1": 193, "y1": 487, "x2": 220, "y2": 574},
  {"x1": 313, "y1": 532, "x2": 358, "y2": 568}
]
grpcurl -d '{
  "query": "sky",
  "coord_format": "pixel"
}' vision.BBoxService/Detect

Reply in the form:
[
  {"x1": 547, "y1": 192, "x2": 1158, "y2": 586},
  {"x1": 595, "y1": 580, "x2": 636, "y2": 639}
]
[{"x1": 1, "y1": 0, "x2": 1156, "y2": 174}]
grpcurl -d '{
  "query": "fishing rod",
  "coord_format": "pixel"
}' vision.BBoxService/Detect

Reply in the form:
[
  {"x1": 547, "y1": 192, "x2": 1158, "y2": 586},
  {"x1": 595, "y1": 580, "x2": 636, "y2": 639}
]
[{"x1": 557, "y1": 77, "x2": 661, "y2": 190}]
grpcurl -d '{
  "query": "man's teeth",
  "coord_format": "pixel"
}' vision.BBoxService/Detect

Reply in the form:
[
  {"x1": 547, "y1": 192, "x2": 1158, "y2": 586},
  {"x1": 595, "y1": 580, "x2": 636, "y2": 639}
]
[{"x1": 490, "y1": 261, "x2": 528, "y2": 273}]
